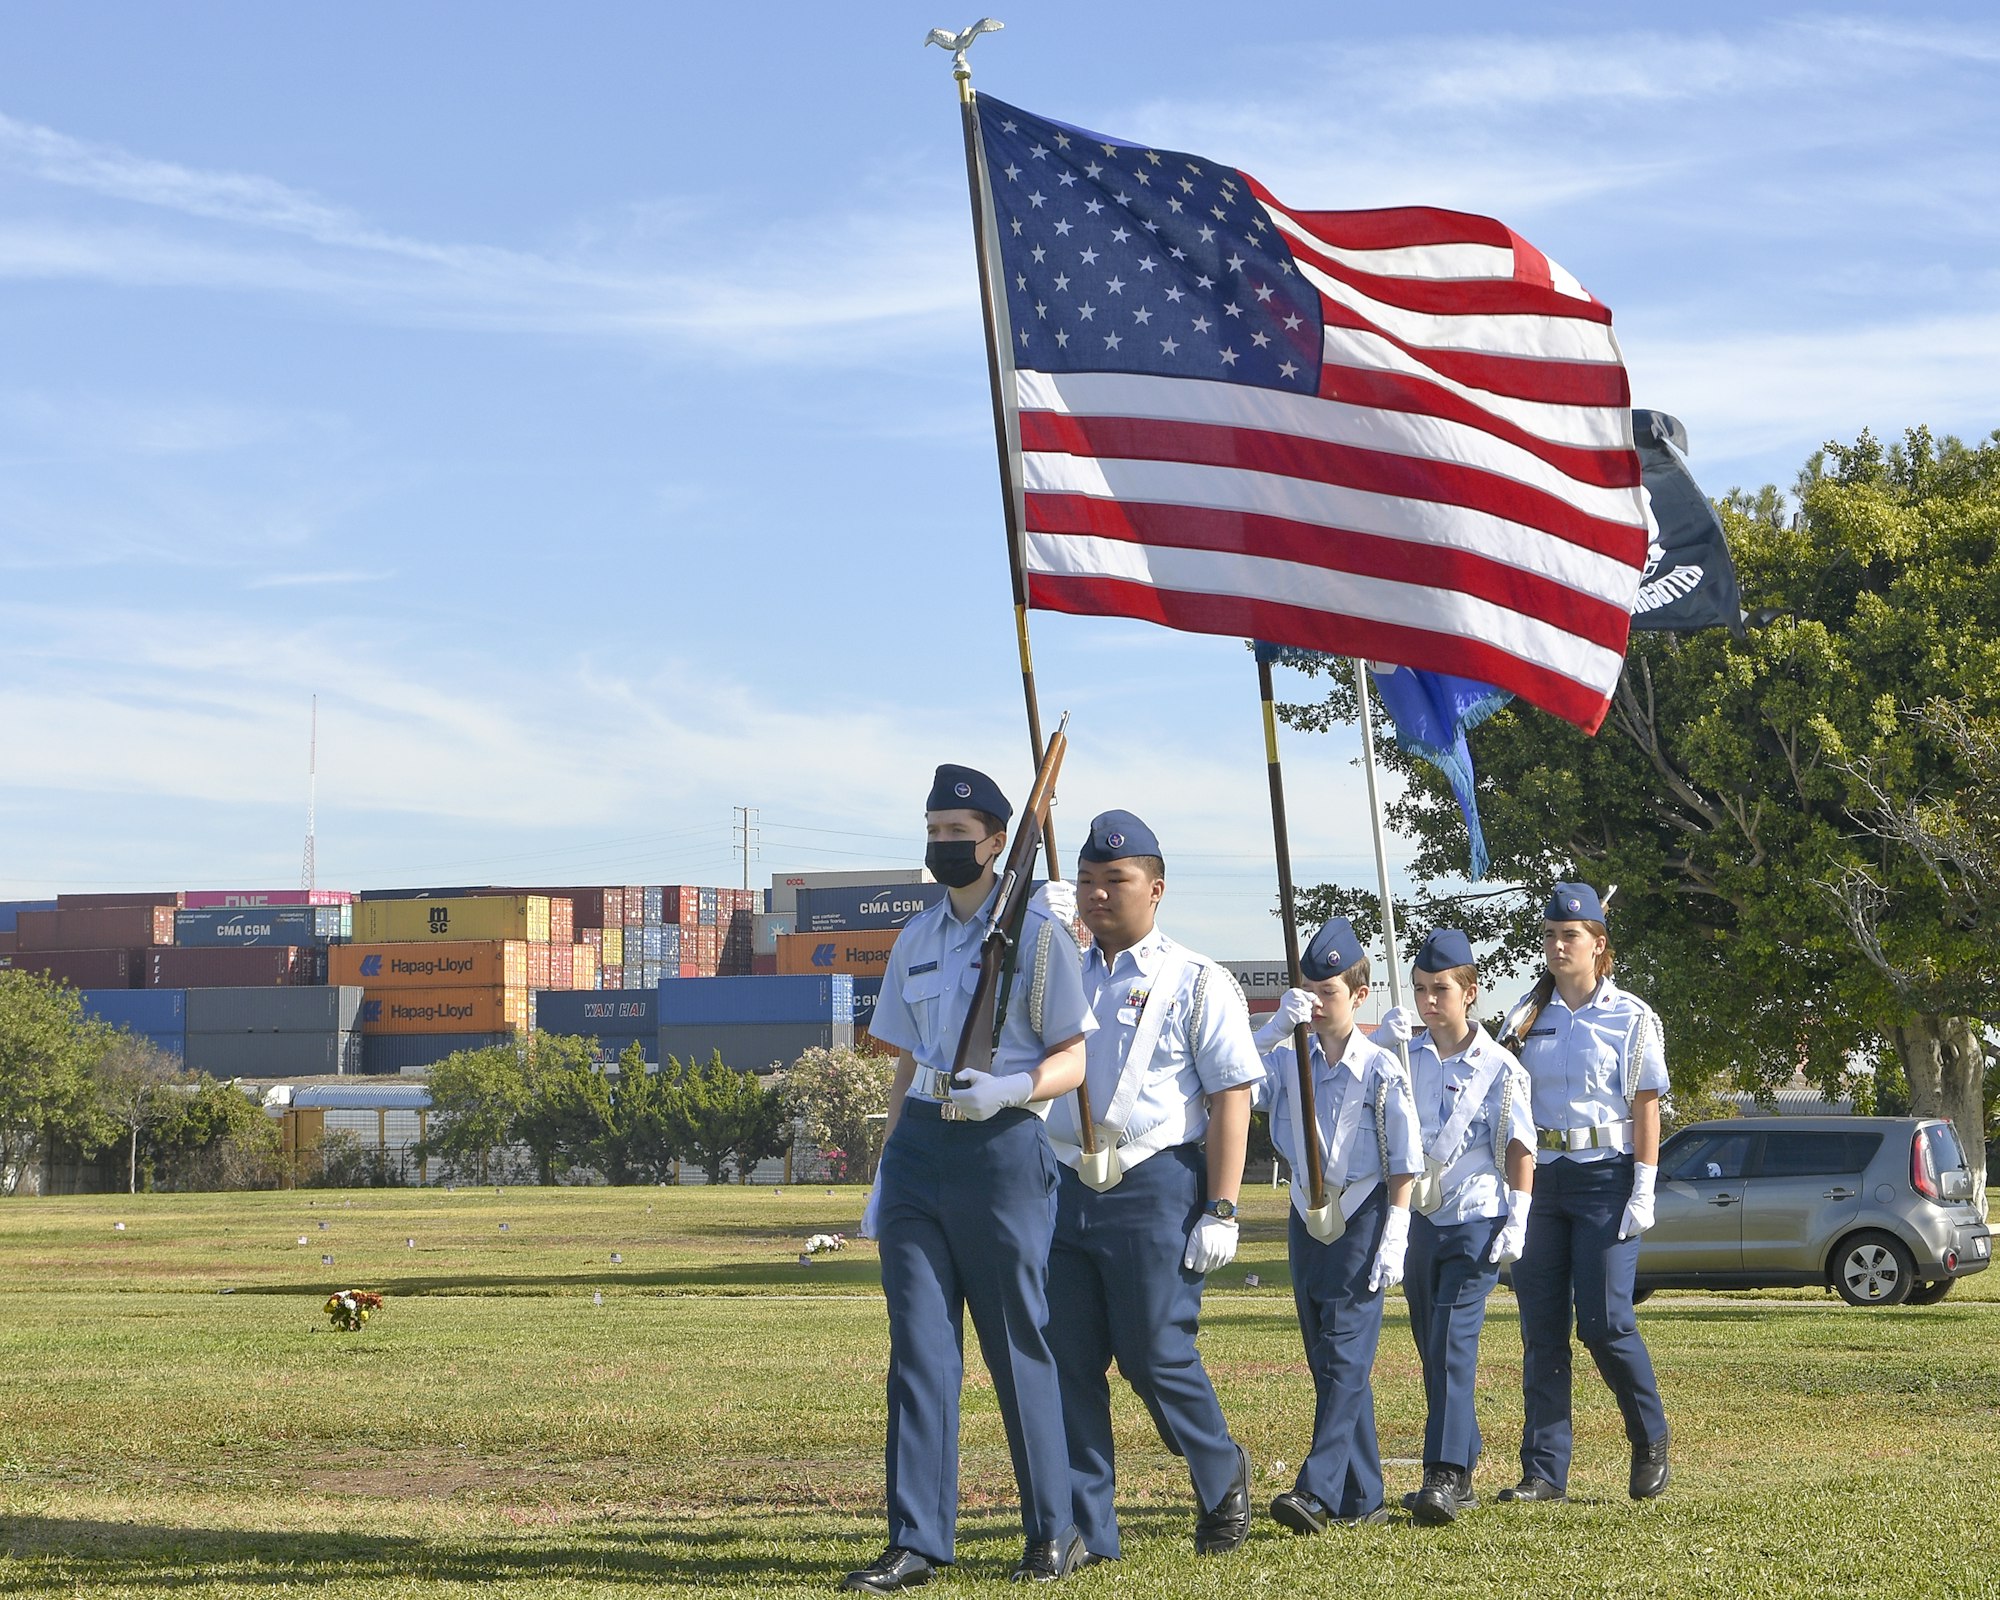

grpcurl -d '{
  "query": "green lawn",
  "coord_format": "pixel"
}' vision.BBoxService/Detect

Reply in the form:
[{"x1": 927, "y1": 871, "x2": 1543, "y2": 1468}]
[{"x1": 3, "y1": 1185, "x2": 1996, "y2": 1598}]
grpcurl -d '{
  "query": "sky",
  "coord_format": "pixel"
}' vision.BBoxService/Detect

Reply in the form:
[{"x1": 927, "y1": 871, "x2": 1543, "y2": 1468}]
[{"x1": 1, "y1": 3, "x2": 1995, "y2": 964}]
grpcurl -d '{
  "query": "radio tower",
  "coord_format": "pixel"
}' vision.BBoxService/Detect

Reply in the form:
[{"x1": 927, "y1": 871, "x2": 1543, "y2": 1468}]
[{"x1": 301, "y1": 695, "x2": 318, "y2": 892}]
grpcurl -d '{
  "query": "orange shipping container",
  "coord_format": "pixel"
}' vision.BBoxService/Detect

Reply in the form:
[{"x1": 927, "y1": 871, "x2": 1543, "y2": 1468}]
[
  {"x1": 550, "y1": 945, "x2": 574, "y2": 989},
  {"x1": 329, "y1": 941, "x2": 528, "y2": 990},
  {"x1": 775, "y1": 929, "x2": 901, "y2": 977},
  {"x1": 357, "y1": 985, "x2": 529, "y2": 1035}
]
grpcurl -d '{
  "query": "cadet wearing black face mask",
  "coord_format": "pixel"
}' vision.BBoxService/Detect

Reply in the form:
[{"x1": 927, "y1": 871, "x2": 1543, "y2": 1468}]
[{"x1": 843, "y1": 763, "x2": 1096, "y2": 1593}]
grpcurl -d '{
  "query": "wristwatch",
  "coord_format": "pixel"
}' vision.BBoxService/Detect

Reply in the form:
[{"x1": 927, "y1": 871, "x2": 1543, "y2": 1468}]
[{"x1": 1203, "y1": 1198, "x2": 1238, "y2": 1221}]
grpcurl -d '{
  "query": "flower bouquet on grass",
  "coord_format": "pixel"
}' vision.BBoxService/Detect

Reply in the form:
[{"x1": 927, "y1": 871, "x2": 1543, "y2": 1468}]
[
  {"x1": 324, "y1": 1290, "x2": 384, "y2": 1332},
  {"x1": 799, "y1": 1232, "x2": 846, "y2": 1265}
]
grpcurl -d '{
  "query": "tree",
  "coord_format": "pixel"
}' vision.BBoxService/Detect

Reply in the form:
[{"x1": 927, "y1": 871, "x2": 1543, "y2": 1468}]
[
  {"x1": 0, "y1": 973, "x2": 115, "y2": 1195},
  {"x1": 91, "y1": 1037, "x2": 191, "y2": 1194},
  {"x1": 148, "y1": 1079, "x2": 280, "y2": 1191},
  {"x1": 782, "y1": 1045, "x2": 894, "y2": 1181},
  {"x1": 1282, "y1": 427, "x2": 2000, "y2": 1207},
  {"x1": 418, "y1": 1044, "x2": 528, "y2": 1183},
  {"x1": 513, "y1": 1032, "x2": 605, "y2": 1185},
  {"x1": 590, "y1": 1042, "x2": 679, "y2": 1184},
  {"x1": 663, "y1": 1053, "x2": 788, "y2": 1184}
]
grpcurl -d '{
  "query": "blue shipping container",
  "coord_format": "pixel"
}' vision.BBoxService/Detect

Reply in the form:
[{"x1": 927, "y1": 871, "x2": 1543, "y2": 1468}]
[
  {"x1": 793, "y1": 882, "x2": 947, "y2": 933},
  {"x1": 0, "y1": 899, "x2": 56, "y2": 933},
  {"x1": 80, "y1": 988, "x2": 189, "y2": 1032},
  {"x1": 360, "y1": 1032, "x2": 516, "y2": 1075},
  {"x1": 584, "y1": 1034, "x2": 656, "y2": 1067},
  {"x1": 849, "y1": 976, "x2": 882, "y2": 1031},
  {"x1": 658, "y1": 973, "x2": 854, "y2": 1026},
  {"x1": 534, "y1": 989, "x2": 660, "y2": 1035},
  {"x1": 174, "y1": 906, "x2": 344, "y2": 948}
]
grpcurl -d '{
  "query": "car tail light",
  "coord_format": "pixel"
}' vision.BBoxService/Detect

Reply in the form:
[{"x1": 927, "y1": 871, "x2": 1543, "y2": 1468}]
[
  {"x1": 1912, "y1": 1131, "x2": 1941, "y2": 1201},
  {"x1": 1945, "y1": 1249, "x2": 1959, "y2": 1271}
]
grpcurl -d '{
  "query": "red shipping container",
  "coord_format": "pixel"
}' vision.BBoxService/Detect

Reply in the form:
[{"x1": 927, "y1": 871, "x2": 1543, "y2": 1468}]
[
  {"x1": 54, "y1": 891, "x2": 184, "y2": 911},
  {"x1": 601, "y1": 964, "x2": 624, "y2": 989},
  {"x1": 527, "y1": 943, "x2": 553, "y2": 988},
  {"x1": 16, "y1": 906, "x2": 175, "y2": 952},
  {"x1": 581, "y1": 928, "x2": 603, "y2": 951},
  {"x1": 601, "y1": 888, "x2": 625, "y2": 926},
  {"x1": 8, "y1": 948, "x2": 139, "y2": 987},
  {"x1": 751, "y1": 954, "x2": 778, "y2": 976},
  {"x1": 549, "y1": 898, "x2": 574, "y2": 945},
  {"x1": 550, "y1": 945, "x2": 574, "y2": 989},
  {"x1": 145, "y1": 946, "x2": 321, "y2": 987},
  {"x1": 0, "y1": 931, "x2": 14, "y2": 957}
]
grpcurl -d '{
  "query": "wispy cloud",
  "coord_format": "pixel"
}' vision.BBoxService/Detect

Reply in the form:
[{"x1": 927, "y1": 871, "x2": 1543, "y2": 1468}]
[{"x1": 242, "y1": 568, "x2": 392, "y2": 590}]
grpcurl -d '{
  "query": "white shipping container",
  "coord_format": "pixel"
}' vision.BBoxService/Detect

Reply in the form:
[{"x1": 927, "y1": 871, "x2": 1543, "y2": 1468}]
[{"x1": 753, "y1": 911, "x2": 796, "y2": 955}]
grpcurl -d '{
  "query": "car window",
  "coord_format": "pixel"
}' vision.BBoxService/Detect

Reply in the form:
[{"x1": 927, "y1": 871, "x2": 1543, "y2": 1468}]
[
  {"x1": 1755, "y1": 1131, "x2": 1881, "y2": 1178},
  {"x1": 1921, "y1": 1122, "x2": 1967, "y2": 1174},
  {"x1": 1663, "y1": 1130, "x2": 1754, "y2": 1181}
]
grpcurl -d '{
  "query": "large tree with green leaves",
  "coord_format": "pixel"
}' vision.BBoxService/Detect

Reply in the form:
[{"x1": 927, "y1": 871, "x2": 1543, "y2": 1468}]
[
  {"x1": 1283, "y1": 427, "x2": 1999, "y2": 1206},
  {"x1": 782, "y1": 1045, "x2": 894, "y2": 1181},
  {"x1": 0, "y1": 974, "x2": 116, "y2": 1195},
  {"x1": 418, "y1": 1043, "x2": 529, "y2": 1183},
  {"x1": 663, "y1": 1053, "x2": 789, "y2": 1184}
]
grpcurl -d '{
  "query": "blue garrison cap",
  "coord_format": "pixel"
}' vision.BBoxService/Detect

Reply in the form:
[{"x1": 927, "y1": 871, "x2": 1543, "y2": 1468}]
[
  {"x1": 1544, "y1": 881, "x2": 1605, "y2": 922},
  {"x1": 927, "y1": 763, "x2": 1011, "y2": 823},
  {"x1": 1414, "y1": 928, "x2": 1476, "y2": 972},
  {"x1": 1078, "y1": 809, "x2": 1162, "y2": 865},
  {"x1": 1300, "y1": 917, "x2": 1367, "y2": 982}
]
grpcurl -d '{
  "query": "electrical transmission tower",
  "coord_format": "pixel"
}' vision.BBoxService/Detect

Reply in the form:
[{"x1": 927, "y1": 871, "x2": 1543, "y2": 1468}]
[{"x1": 733, "y1": 806, "x2": 761, "y2": 891}]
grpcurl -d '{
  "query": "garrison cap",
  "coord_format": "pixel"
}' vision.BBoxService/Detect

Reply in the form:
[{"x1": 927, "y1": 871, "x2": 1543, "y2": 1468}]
[
  {"x1": 927, "y1": 764, "x2": 1011, "y2": 824},
  {"x1": 1300, "y1": 917, "x2": 1367, "y2": 982},
  {"x1": 1544, "y1": 881, "x2": 1606, "y2": 922},
  {"x1": 1078, "y1": 809, "x2": 1162, "y2": 865},
  {"x1": 1414, "y1": 928, "x2": 1476, "y2": 972}
]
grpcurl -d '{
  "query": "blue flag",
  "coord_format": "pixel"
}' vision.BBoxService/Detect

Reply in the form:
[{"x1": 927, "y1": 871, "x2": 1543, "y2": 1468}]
[{"x1": 1258, "y1": 643, "x2": 1507, "y2": 878}]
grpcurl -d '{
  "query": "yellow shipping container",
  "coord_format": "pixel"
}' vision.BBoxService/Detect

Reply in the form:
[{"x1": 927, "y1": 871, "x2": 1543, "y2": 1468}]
[
  {"x1": 352, "y1": 895, "x2": 551, "y2": 944},
  {"x1": 600, "y1": 925, "x2": 623, "y2": 967},
  {"x1": 775, "y1": 929, "x2": 900, "y2": 977},
  {"x1": 329, "y1": 940, "x2": 528, "y2": 990},
  {"x1": 575, "y1": 944, "x2": 600, "y2": 990},
  {"x1": 357, "y1": 985, "x2": 529, "y2": 1035}
]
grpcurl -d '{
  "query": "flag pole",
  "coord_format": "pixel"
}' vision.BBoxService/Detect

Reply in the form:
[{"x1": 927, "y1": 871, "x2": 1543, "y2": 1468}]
[
  {"x1": 1258, "y1": 655, "x2": 1337, "y2": 1240},
  {"x1": 943, "y1": 26, "x2": 1102, "y2": 1174},
  {"x1": 1352, "y1": 660, "x2": 1412, "y2": 1046}
]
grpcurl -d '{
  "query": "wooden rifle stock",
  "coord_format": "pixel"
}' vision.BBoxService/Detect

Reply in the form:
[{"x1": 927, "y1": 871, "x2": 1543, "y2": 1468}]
[{"x1": 948, "y1": 718, "x2": 1092, "y2": 1146}]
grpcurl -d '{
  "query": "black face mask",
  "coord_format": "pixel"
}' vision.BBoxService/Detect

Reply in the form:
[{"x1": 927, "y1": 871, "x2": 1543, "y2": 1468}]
[{"x1": 925, "y1": 839, "x2": 990, "y2": 889}]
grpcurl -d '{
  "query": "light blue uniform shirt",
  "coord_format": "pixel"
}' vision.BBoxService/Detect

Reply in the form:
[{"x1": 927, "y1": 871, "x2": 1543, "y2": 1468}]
[
  {"x1": 1409, "y1": 1024, "x2": 1535, "y2": 1223},
  {"x1": 1513, "y1": 977, "x2": 1668, "y2": 1164},
  {"x1": 870, "y1": 885, "x2": 1094, "y2": 1115},
  {"x1": 1254, "y1": 1027, "x2": 1423, "y2": 1196},
  {"x1": 1048, "y1": 927, "x2": 1264, "y2": 1159}
]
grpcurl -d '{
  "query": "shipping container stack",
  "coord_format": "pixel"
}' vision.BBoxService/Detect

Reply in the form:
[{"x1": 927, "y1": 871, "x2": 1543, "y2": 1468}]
[{"x1": 182, "y1": 985, "x2": 365, "y2": 1078}]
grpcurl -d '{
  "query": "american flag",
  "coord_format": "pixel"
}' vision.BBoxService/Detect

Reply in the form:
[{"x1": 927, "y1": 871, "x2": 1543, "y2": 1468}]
[{"x1": 977, "y1": 96, "x2": 1649, "y2": 734}]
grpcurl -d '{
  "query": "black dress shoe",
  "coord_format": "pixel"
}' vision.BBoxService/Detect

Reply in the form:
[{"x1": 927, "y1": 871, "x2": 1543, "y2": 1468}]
[
  {"x1": 1411, "y1": 1465, "x2": 1476, "y2": 1525},
  {"x1": 1332, "y1": 1505, "x2": 1390, "y2": 1526},
  {"x1": 1497, "y1": 1477, "x2": 1566, "y2": 1503},
  {"x1": 1630, "y1": 1437, "x2": 1670, "y2": 1500},
  {"x1": 1269, "y1": 1490, "x2": 1331, "y2": 1535},
  {"x1": 1194, "y1": 1441, "x2": 1253, "y2": 1554},
  {"x1": 841, "y1": 1546, "x2": 935, "y2": 1594},
  {"x1": 1009, "y1": 1529, "x2": 1085, "y2": 1583}
]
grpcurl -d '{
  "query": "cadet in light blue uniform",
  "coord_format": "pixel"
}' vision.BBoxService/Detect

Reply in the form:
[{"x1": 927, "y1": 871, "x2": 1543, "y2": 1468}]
[
  {"x1": 1500, "y1": 883, "x2": 1672, "y2": 1505},
  {"x1": 1251, "y1": 918, "x2": 1423, "y2": 1532},
  {"x1": 1042, "y1": 811, "x2": 1265, "y2": 1561},
  {"x1": 1392, "y1": 929, "x2": 1536, "y2": 1525},
  {"x1": 844, "y1": 765, "x2": 1095, "y2": 1593}
]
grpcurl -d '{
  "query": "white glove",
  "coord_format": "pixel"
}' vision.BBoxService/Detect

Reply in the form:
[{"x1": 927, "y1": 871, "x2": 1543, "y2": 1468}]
[
  {"x1": 1032, "y1": 879, "x2": 1078, "y2": 924},
  {"x1": 1619, "y1": 1161, "x2": 1658, "y2": 1239},
  {"x1": 1374, "y1": 1005, "x2": 1414, "y2": 1044},
  {"x1": 1183, "y1": 1214, "x2": 1240, "y2": 1273},
  {"x1": 1254, "y1": 987, "x2": 1319, "y2": 1052},
  {"x1": 1369, "y1": 1203, "x2": 1411, "y2": 1291},
  {"x1": 951, "y1": 1068, "x2": 1036, "y2": 1121},
  {"x1": 859, "y1": 1172, "x2": 884, "y2": 1240},
  {"x1": 1489, "y1": 1187, "x2": 1532, "y2": 1264}
]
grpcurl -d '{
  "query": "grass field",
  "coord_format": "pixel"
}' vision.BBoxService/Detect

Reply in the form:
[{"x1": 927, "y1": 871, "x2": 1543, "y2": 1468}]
[{"x1": 2, "y1": 1184, "x2": 1997, "y2": 1599}]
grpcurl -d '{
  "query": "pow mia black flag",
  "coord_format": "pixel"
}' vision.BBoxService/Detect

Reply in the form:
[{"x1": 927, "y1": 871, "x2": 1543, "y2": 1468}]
[{"x1": 1630, "y1": 409, "x2": 1744, "y2": 635}]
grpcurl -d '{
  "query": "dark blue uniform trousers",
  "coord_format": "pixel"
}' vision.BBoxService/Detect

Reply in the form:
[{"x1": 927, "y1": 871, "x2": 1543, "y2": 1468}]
[
  {"x1": 1046, "y1": 1142, "x2": 1238, "y2": 1558},
  {"x1": 1511, "y1": 1155, "x2": 1668, "y2": 1488},
  {"x1": 1405, "y1": 1211, "x2": 1505, "y2": 1473},
  {"x1": 1286, "y1": 1184, "x2": 1389, "y2": 1517},
  {"x1": 876, "y1": 1100, "x2": 1074, "y2": 1564}
]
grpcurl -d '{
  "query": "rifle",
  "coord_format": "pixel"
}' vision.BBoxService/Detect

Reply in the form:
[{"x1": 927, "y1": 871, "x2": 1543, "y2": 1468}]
[{"x1": 947, "y1": 715, "x2": 1098, "y2": 1153}]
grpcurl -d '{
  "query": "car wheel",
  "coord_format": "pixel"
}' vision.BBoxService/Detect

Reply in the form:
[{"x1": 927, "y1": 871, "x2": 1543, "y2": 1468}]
[
  {"x1": 1632, "y1": 1286, "x2": 1655, "y2": 1304},
  {"x1": 1906, "y1": 1279, "x2": 1955, "y2": 1306},
  {"x1": 1830, "y1": 1231, "x2": 1917, "y2": 1307}
]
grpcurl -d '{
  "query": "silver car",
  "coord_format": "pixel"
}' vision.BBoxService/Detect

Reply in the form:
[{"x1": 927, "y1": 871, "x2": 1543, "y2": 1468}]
[{"x1": 1637, "y1": 1116, "x2": 1991, "y2": 1306}]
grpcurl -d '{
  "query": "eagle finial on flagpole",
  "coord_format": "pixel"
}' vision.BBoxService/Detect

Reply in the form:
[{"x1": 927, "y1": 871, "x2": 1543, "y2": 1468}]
[{"x1": 925, "y1": 17, "x2": 1003, "y2": 78}]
